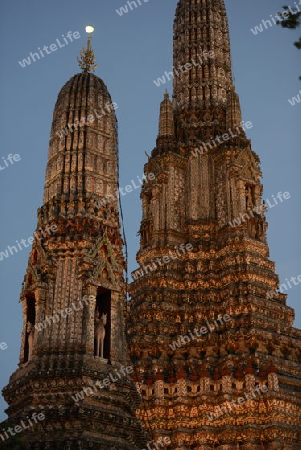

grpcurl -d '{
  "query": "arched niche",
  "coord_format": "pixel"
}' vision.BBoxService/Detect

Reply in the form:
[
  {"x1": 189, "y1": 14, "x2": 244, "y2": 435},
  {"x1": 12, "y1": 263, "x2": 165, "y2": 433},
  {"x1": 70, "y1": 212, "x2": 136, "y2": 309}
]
[
  {"x1": 94, "y1": 286, "x2": 111, "y2": 360},
  {"x1": 24, "y1": 294, "x2": 36, "y2": 363}
]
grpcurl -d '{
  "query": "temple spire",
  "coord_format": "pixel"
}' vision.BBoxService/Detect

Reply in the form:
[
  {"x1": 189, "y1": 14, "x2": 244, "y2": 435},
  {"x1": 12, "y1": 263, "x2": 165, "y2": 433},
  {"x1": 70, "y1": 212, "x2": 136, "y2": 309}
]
[
  {"x1": 226, "y1": 85, "x2": 244, "y2": 131},
  {"x1": 173, "y1": 0, "x2": 233, "y2": 112},
  {"x1": 1, "y1": 49, "x2": 148, "y2": 448},
  {"x1": 77, "y1": 25, "x2": 98, "y2": 73},
  {"x1": 157, "y1": 91, "x2": 174, "y2": 142}
]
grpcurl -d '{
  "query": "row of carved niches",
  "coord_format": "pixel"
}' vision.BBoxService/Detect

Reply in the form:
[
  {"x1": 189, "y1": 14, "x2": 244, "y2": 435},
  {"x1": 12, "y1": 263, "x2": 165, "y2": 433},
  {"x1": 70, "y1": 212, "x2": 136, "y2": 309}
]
[
  {"x1": 20, "y1": 289, "x2": 112, "y2": 363},
  {"x1": 129, "y1": 338, "x2": 301, "y2": 364},
  {"x1": 4, "y1": 440, "x2": 135, "y2": 450},
  {"x1": 35, "y1": 207, "x2": 121, "y2": 243},
  {"x1": 131, "y1": 361, "x2": 278, "y2": 392},
  {"x1": 45, "y1": 152, "x2": 117, "y2": 185},
  {"x1": 44, "y1": 175, "x2": 118, "y2": 204},
  {"x1": 50, "y1": 218, "x2": 121, "y2": 242},
  {"x1": 38, "y1": 196, "x2": 119, "y2": 223},
  {"x1": 175, "y1": 104, "x2": 225, "y2": 129},
  {"x1": 175, "y1": 128, "x2": 249, "y2": 149},
  {"x1": 48, "y1": 129, "x2": 116, "y2": 158}
]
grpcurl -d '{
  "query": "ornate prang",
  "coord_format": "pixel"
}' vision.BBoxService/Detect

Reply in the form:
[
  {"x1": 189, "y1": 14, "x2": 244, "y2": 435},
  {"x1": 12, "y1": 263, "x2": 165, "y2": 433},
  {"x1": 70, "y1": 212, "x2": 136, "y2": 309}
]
[
  {"x1": 128, "y1": 0, "x2": 301, "y2": 449},
  {"x1": 1, "y1": 54, "x2": 147, "y2": 449}
]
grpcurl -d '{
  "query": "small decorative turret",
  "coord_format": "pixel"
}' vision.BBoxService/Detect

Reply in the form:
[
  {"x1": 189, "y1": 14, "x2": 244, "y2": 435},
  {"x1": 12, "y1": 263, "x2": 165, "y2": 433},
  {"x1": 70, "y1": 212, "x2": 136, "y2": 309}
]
[
  {"x1": 226, "y1": 85, "x2": 244, "y2": 132},
  {"x1": 157, "y1": 91, "x2": 174, "y2": 143}
]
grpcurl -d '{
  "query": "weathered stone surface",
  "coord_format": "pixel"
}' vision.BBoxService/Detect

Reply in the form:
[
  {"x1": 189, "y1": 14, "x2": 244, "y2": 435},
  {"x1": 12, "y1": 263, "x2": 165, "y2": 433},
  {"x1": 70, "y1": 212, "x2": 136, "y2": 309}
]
[{"x1": 128, "y1": 1, "x2": 301, "y2": 449}]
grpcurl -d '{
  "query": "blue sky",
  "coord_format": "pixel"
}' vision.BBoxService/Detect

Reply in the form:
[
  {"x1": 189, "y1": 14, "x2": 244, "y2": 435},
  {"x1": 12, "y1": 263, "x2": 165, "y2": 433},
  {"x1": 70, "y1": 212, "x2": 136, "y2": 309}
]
[{"x1": 0, "y1": 0, "x2": 300, "y2": 420}]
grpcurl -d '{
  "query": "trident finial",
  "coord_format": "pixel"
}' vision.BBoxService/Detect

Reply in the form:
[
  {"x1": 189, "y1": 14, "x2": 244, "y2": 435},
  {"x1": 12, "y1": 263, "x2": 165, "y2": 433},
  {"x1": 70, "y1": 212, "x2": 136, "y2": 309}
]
[{"x1": 77, "y1": 26, "x2": 98, "y2": 73}]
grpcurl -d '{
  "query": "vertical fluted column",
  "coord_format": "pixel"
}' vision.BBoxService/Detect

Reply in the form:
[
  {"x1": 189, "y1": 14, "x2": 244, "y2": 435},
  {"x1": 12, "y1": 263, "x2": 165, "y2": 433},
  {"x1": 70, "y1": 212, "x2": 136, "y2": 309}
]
[
  {"x1": 157, "y1": 92, "x2": 175, "y2": 143},
  {"x1": 173, "y1": 0, "x2": 233, "y2": 112},
  {"x1": 83, "y1": 286, "x2": 97, "y2": 356},
  {"x1": 33, "y1": 286, "x2": 47, "y2": 354},
  {"x1": 110, "y1": 290, "x2": 126, "y2": 363},
  {"x1": 226, "y1": 87, "x2": 243, "y2": 131}
]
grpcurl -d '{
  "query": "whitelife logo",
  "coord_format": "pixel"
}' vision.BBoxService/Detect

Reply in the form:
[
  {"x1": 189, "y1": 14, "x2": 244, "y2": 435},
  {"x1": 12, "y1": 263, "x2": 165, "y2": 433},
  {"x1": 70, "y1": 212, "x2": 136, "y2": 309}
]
[
  {"x1": 0, "y1": 224, "x2": 58, "y2": 262},
  {"x1": 0, "y1": 342, "x2": 8, "y2": 351},
  {"x1": 35, "y1": 296, "x2": 89, "y2": 332},
  {"x1": 191, "y1": 121, "x2": 253, "y2": 157},
  {"x1": 207, "y1": 385, "x2": 269, "y2": 421},
  {"x1": 72, "y1": 365, "x2": 134, "y2": 402},
  {"x1": 169, "y1": 314, "x2": 232, "y2": 351},
  {"x1": 18, "y1": 31, "x2": 81, "y2": 68},
  {"x1": 95, "y1": 172, "x2": 155, "y2": 210},
  {"x1": 288, "y1": 89, "x2": 301, "y2": 106},
  {"x1": 228, "y1": 191, "x2": 291, "y2": 228},
  {"x1": 132, "y1": 243, "x2": 193, "y2": 281},
  {"x1": 250, "y1": 2, "x2": 301, "y2": 35},
  {"x1": 0, "y1": 154, "x2": 21, "y2": 172},
  {"x1": 153, "y1": 50, "x2": 214, "y2": 87},
  {"x1": 116, "y1": 0, "x2": 150, "y2": 17},
  {"x1": 0, "y1": 412, "x2": 45, "y2": 443}
]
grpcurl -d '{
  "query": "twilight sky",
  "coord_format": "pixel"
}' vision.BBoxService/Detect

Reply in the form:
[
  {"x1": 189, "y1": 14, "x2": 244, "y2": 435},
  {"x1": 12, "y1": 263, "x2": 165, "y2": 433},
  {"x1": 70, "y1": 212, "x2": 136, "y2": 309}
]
[{"x1": 0, "y1": 0, "x2": 300, "y2": 420}]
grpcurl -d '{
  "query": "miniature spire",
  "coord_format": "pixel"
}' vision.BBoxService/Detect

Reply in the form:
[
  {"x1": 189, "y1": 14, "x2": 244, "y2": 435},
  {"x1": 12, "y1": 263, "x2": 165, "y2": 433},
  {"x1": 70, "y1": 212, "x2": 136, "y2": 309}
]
[
  {"x1": 77, "y1": 25, "x2": 98, "y2": 73},
  {"x1": 226, "y1": 84, "x2": 243, "y2": 131},
  {"x1": 157, "y1": 90, "x2": 174, "y2": 140},
  {"x1": 173, "y1": 0, "x2": 233, "y2": 111}
]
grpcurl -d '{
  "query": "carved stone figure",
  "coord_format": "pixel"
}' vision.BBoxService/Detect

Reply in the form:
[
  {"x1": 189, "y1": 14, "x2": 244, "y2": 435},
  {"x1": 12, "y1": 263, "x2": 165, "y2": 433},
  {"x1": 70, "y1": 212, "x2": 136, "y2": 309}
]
[
  {"x1": 94, "y1": 311, "x2": 107, "y2": 358},
  {"x1": 27, "y1": 321, "x2": 34, "y2": 362},
  {"x1": 245, "y1": 186, "x2": 253, "y2": 209}
]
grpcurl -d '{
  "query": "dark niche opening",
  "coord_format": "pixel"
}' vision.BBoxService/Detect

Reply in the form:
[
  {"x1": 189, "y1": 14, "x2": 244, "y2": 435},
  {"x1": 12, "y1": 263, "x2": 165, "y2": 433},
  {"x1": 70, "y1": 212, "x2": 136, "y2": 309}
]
[
  {"x1": 94, "y1": 286, "x2": 111, "y2": 360},
  {"x1": 24, "y1": 295, "x2": 36, "y2": 363}
]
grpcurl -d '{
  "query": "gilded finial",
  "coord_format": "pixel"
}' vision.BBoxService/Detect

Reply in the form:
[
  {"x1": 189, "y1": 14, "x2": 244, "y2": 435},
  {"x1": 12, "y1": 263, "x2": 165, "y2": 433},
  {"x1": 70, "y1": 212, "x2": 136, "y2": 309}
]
[{"x1": 77, "y1": 26, "x2": 98, "y2": 73}]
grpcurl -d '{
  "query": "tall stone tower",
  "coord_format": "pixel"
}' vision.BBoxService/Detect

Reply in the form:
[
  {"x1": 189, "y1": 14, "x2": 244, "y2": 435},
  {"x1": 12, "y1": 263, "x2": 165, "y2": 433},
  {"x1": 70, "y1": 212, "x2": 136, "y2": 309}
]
[
  {"x1": 128, "y1": 1, "x2": 301, "y2": 449},
  {"x1": 1, "y1": 36, "x2": 147, "y2": 449}
]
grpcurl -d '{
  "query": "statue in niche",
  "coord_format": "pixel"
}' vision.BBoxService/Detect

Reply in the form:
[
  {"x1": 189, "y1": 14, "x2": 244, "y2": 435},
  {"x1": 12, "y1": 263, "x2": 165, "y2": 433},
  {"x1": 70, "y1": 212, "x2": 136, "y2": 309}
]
[
  {"x1": 248, "y1": 214, "x2": 265, "y2": 242},
  {"x1": 247, "y1": 218, "x2": 256, "y2": 239},
  {"x1": 94, "y1": 311, "x2": 107, "y2": 358},
  {"x1": 144, "y1": 196, "x2": 152, "y2": 219},
  {"x1": 255, "y1": 216, "x2": 265, "y2": 241},
  {"x1": 177, "y1": 124, "x2": 184, "y2": 141},
  {"x1": 140, "y1": 227, "x2": 146, "y2": 247},
  {"x1": 144, "y1": 227, "x2": 150, "y2": 245},
  {"x1": 27, "y1": 321, "x2": 34, "y2": 362},
  {"x1": 203, "y1": 109, "x2": 211, "y2": 122},
  {"x1": 245, "y1": 186, "x2": 254, "y2": 210}
]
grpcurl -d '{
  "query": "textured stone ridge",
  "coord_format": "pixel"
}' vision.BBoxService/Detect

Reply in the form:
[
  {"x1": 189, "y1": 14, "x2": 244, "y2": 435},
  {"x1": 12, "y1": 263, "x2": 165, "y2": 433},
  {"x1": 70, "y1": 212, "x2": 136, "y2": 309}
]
[
  {"x1": 46, "y1": 72, "x2": 118, "y2": 206},
  {"x1": 128, "y1": 0, "x2": 301, "y2": 448},
  {"x1": 173, "y1": 0, "x2": 232, "y2": 107},
  {"x1": 1, "y1": 70, "x2": 148, "y2": 449},
  {"x1": 173, "y1": 0, "x2": 234, "y2": 144},
  {"x1": 158, "y1": 92, "x2": 175, "y2": 142}
]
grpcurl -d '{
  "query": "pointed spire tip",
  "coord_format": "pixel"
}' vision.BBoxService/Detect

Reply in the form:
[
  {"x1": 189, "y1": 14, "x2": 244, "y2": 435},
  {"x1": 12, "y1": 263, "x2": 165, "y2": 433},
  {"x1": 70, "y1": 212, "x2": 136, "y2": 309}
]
[{"x1": 77, "y1": 26, "x2": 98, "y2": 73}]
